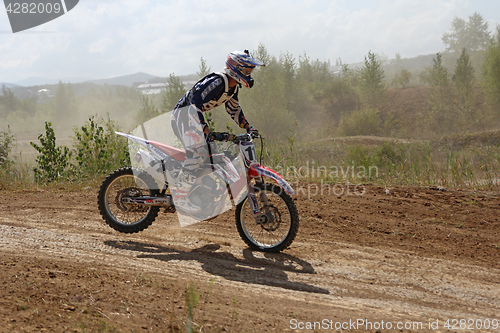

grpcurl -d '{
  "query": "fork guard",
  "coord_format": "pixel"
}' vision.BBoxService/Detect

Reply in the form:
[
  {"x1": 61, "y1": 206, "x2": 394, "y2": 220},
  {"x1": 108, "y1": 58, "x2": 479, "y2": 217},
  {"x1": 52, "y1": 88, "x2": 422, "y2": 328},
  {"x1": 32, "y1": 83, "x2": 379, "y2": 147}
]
[{"x1": 248, "y1": 164, "x2": 295, "y2": 195}]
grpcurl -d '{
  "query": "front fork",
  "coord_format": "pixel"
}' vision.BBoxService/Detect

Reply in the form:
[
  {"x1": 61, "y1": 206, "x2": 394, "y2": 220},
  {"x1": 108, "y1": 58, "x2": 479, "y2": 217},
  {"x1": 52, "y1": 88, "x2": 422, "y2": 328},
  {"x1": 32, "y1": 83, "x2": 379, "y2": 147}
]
[{"x1": 246, "y1": 180, "x2": 271, "y2": 223}]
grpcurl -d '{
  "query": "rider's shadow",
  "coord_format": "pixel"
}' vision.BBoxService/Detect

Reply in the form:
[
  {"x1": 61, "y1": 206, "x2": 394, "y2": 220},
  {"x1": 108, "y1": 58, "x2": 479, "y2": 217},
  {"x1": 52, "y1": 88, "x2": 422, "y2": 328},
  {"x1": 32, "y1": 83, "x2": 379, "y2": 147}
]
[{"x1": 104, "y1": 240, "x2": 329, "y2": 295}]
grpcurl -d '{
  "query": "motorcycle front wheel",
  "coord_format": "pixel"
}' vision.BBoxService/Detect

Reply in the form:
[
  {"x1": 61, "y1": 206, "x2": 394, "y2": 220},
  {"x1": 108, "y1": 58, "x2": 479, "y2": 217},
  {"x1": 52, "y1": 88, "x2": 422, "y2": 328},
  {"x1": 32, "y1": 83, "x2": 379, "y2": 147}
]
[
  {"x1": 235, "y1": 183, "x2": 299, "y2": 252},
  {"x1": 97, "y1": 167, "x2": 160, "y2": 233}
]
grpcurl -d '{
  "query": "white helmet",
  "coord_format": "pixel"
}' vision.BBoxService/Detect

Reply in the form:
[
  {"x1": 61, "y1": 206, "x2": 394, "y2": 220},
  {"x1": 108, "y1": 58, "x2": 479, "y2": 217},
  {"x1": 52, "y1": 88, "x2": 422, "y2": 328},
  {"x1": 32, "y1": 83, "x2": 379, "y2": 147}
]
[{"x1": 225, "y1": 50, "x2": 265, "y2": 88}]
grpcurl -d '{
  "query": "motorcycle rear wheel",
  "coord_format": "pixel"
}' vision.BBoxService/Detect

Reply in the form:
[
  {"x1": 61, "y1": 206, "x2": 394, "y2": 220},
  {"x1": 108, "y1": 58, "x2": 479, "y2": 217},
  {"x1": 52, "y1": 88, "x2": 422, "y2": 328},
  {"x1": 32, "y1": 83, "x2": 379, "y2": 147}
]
[
  {"x1": 235, "y1": 183, "x2": 299, "y2": 252},
  {"x1": 98, "y1": 167, "x2": 160, "y2": 233}
]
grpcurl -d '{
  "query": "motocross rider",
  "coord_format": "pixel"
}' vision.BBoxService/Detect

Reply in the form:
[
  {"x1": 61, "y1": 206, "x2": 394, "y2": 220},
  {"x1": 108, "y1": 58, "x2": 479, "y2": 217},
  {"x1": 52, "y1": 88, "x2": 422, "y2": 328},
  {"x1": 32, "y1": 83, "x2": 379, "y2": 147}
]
[{"x1": 171, "y1": 50, "x2": 265, "y2": 212}]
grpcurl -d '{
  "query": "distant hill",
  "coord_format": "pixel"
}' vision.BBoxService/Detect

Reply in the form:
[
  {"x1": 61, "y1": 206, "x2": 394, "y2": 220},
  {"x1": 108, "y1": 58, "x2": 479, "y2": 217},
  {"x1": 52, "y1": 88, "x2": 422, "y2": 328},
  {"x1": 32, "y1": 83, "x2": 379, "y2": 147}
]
[
  {"x1": 13, "y1": 76, "x2": 91, "y2": 86},
  {"x1": 393, "y1": 54, "x2": 435, "y2": 70},
  {"x1": 0, "y1": 82, "x2": 21, "y2": 89},
  {"x1": 85, "y1": 72, "x2": 158, "y2": 87},
  {"x1": 5, "y1": 53, "x2": 439, "y2": 90},
  {"x1": 9, "y1": 72, "x2": 159, "y2": 87},
  {"x1": 9, "y1": 72, "x2": 204, "y2": 89}
]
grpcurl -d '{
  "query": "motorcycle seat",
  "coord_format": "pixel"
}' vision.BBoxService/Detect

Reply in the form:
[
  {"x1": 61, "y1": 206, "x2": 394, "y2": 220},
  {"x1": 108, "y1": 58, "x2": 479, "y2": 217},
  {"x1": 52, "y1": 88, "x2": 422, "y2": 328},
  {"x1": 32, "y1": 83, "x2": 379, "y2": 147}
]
[{"x1": 148, "y1": 140, "x2": 186, "y2": 161}]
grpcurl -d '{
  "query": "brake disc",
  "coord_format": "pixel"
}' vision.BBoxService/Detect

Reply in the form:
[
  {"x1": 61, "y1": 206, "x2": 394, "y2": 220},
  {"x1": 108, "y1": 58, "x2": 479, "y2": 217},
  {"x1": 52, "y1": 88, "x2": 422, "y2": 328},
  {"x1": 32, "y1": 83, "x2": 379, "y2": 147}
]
[{"x1": 259, "y1": 205, "x2": 281, "y2": 231}]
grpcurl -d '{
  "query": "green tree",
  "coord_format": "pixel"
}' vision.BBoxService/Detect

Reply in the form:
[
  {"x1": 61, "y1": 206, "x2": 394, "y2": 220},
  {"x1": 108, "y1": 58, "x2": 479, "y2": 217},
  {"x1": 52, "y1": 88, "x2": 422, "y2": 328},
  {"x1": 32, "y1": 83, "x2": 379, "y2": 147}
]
[
  {"x1": 195, "y1": 59, "x2": 213, "y2": 129},
  {"x1": 393, "y1": 52, "x2": 403, "y2": 70},
  {"x1": 0, "y1": 128, "x2": 16, "y2": 184},
  {"x1": 392, "y1": 69, "x2": 412, "y2": 88},
  {"x1": 424, "y1": 53, "x2": 455, "y2": 135},
  {"x1": 334, "y1": 64, "x2": 360, "y2": 113},
  {"x1": 161, "y1": 73, "x2": 185, "y2": 113},
  {"x1": 238, "y1": 43, "x2": 296, "y2": 139},
  {"x1": 454, "y1": 48, "x2": 475, "y2": 104},
  {"x1": 428, "y1": 52, "x2": 450, "y2": 87},
  {"x1": 279, "y1": 51, "x2": 296, "y2": 111},
  {"x1": 482, "y1": 26, "x2": 500, "y2": 116},
  {"x1": 0, "y1": 85, "x2": 20, "y2": 118},
  {"x1": 295, "y1": 53, "x2": 343, "y2": 116},
  {"x1": 20, "y1": 98, "x2": 36, "y2": 116},
  {"x1": 30, "y1": 122, "x2": 73, "y2": 183},
  {"x1": 196, "y1": 57, "x2": 211, "y2": 78},
  {"x1": 52, "y1": 81, "x2": 77, "y2": 123},
  {"x1": 0, "y1": 129, "x2": 14, "y2": 166},
  {"x1": 442, "y1": 12, "x2": 491, "y2": 52},
  {"x1": 136, "y1": 94, "x2": 159, "y2": 125},
  {"x1": 358, "y1": 51, "x2": 386, "y2": 108}
]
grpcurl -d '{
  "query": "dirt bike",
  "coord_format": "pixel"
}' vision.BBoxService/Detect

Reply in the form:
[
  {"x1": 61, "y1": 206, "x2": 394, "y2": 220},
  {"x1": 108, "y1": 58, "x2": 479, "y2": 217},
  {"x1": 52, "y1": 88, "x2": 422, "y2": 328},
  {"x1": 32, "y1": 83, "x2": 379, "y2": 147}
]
[{"x1": 97, "y1": 130, "x2": 299, "y2": 252}]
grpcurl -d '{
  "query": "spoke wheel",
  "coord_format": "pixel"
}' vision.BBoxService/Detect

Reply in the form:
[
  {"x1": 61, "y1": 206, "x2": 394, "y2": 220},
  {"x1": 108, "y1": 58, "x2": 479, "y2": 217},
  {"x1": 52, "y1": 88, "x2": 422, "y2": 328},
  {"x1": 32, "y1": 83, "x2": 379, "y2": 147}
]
[
  {"x1": 235, "y1": 183, "x2": 299, "y2": 252},
  {"x1": 98, "y1": 167, "x2": 160, "y2": 233}
]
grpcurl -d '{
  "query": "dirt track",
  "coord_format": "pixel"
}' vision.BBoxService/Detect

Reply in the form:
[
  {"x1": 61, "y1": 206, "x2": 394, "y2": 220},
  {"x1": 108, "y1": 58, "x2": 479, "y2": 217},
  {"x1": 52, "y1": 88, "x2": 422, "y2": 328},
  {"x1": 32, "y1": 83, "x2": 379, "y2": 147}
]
[{"x1": 0, "y1": 183, "x2": 499, "y2": 332}]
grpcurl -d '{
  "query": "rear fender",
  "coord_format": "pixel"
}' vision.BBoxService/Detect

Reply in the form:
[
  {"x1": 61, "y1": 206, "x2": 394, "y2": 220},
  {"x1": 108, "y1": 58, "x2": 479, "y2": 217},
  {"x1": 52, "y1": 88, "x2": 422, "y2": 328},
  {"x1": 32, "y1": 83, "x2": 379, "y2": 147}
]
[
  {"x1": 116, "y1": 131, "x2": 149, "y2": 148},
  {"x1": 116, "y1": 131, "x2": 169, "y2": 161},
  {"x1": 249, "y1": 164, "x2": 295, "y2": 195}
]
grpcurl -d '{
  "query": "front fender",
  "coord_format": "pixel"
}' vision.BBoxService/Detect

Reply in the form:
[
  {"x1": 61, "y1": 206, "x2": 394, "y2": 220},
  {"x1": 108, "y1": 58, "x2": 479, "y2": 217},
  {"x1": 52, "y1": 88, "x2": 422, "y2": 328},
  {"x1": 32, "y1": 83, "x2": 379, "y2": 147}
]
[{"x1": 249, "y1": 164, "x2": 295, "y2": 195}]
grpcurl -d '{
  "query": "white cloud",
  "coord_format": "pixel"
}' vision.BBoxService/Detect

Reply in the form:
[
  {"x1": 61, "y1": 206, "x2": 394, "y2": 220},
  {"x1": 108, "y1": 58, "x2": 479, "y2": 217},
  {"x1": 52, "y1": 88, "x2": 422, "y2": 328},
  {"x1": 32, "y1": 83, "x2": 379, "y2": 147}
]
[
  {"x1": 89, "y1": 37, "x2": 113, "y2": 53},
  {"x1": 0, "y1": 0, "x2": 499, "y2": 83}
]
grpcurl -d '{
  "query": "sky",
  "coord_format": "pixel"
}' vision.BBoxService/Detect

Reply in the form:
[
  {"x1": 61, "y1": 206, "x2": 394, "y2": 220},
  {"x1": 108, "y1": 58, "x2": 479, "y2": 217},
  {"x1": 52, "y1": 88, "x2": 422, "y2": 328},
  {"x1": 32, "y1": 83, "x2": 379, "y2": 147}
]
[{"x1": 0, "y1": 0, "x2": 499, "y2": 85}]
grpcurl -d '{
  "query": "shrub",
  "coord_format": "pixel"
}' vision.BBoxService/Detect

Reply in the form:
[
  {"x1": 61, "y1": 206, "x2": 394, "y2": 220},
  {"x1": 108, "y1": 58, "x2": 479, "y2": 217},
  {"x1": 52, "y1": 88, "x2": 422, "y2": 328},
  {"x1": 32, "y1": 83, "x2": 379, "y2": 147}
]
[
  {"x1": 73, "y1": 115, "x2": 129, "y2": 179},
  {"x1": 0, "y1": 129, "x2": 17, "y2": 187},
  {"x1": 344, "y1": 145, "x2": 375, "y2": 170},
  {"x1": 0, "y1": 130, "x2": 14, "y2": 166},
  {"x1": 337, "y1": 108, "x2": 381, "y2": 136},
  {"x1": 30, "y1": 122, "x2": 73, "y2": 183},
  {"x1": 392, "y1": 69, "x2": 412, "y2": 88},
  {"x1": 374, "y1": 141, "x2": 404, "y2": 167}
]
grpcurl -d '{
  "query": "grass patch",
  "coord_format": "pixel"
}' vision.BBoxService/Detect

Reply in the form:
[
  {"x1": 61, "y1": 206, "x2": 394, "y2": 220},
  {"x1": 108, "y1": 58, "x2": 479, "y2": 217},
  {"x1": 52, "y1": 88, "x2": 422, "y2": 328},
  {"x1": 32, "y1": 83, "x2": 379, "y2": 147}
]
[
  {"x1": 2, "y1": 114, "x2": 500, "y2": 191},
  {"x1": 263, "y1": 131, "x2": 500, "y2": 190}
]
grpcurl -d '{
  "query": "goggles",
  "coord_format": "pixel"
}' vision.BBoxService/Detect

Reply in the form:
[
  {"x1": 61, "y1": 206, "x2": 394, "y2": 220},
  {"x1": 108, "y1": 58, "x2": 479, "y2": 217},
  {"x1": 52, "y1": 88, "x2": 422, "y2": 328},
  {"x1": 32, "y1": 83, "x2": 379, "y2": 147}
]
[{"x1": 240, "y1": 66, "x2": 255, "y2": 77}]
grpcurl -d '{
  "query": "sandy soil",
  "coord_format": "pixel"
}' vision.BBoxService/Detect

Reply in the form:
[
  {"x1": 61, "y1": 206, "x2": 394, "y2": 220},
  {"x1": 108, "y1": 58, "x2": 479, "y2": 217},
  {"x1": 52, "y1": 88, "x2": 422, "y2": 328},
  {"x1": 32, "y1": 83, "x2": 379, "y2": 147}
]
[{"x1": 0, "y1": 182, "x2": 499, "y2": 332}]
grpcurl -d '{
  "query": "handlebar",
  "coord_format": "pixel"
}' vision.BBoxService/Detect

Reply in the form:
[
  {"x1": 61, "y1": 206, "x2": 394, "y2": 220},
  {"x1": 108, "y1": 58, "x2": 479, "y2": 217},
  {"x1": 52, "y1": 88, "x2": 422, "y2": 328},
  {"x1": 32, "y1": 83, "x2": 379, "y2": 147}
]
[
  {"x1": 231, "y1": 132, "x2": 260, "y2": 143},
  {"x1": 209, "y1": 131, "x2": 260, "y2": 143}
]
